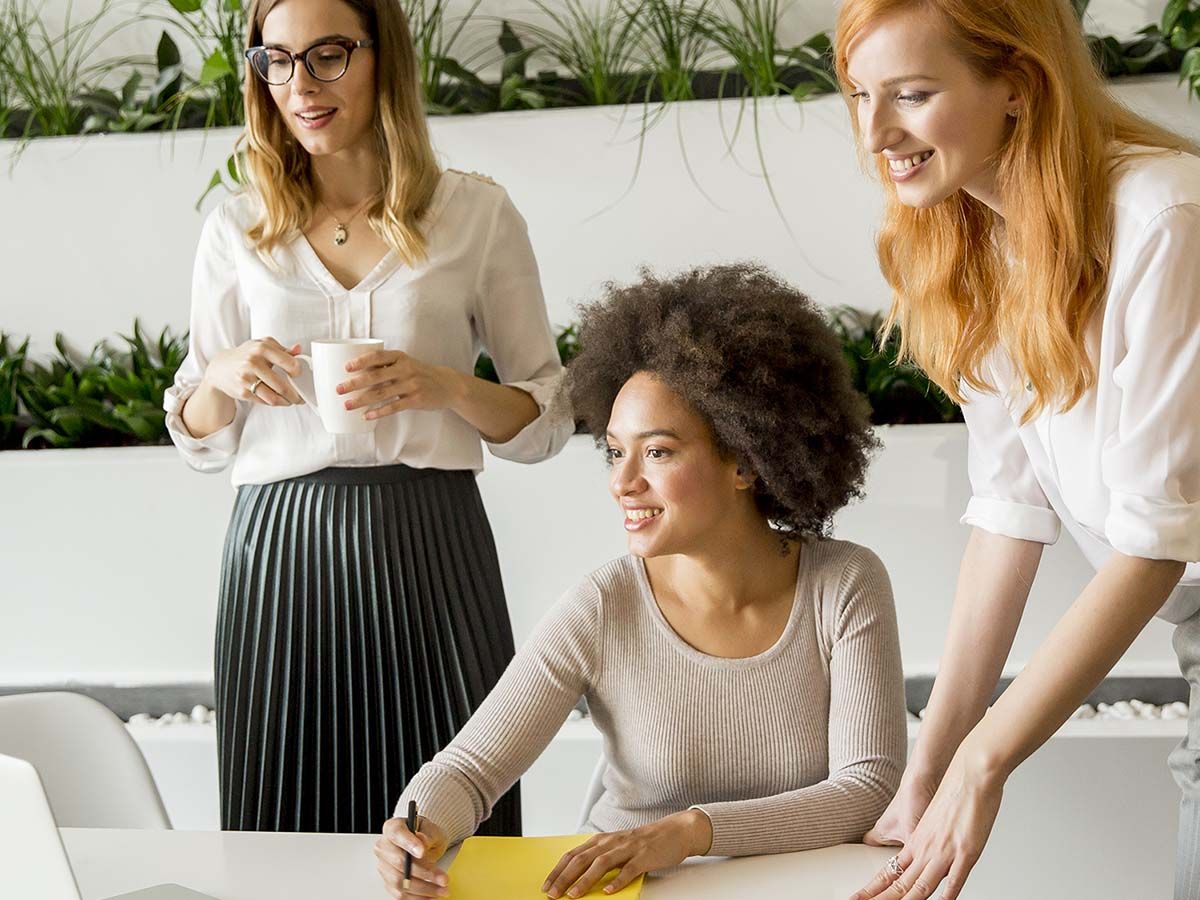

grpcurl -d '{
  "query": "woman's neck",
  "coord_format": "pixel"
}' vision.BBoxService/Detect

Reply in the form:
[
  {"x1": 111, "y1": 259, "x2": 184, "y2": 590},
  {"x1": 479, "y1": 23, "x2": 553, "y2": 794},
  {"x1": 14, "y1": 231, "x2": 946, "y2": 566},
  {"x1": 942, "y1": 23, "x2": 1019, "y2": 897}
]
[
  {"x1": 645, "y1": 519, "x2": 800, "y2": 616},
  {"x1": 310, "y1": 140, "x2": 383, "y2": 211}
]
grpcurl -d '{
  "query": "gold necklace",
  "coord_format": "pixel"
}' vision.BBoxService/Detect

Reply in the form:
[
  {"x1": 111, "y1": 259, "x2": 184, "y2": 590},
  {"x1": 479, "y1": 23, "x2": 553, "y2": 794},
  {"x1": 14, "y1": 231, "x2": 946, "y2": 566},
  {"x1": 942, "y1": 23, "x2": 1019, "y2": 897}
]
[{"x1": 317, "y1": 195, "x2": 376, "y2": 247}]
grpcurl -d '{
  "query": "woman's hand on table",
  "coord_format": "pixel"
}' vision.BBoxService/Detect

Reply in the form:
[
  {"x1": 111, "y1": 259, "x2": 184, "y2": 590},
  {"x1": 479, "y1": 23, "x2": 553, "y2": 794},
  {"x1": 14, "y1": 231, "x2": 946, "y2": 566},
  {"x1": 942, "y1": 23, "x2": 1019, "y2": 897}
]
[
  {"x1": 375, "y1": 815, "x2": 450, "y2": 899},
  {"x1": 850, "y1": 739, "x2": 1004, "y2": 900},
  {"x1": 542, "y1": 809, "x2": 713, "y2": 898},
  {"x1": 862, "y1": 768, "x2": 938, "y2": 848},
  {"x1": 202, "y1": 337, "x2": 304, "y2": 406},
  {"x1": 337, "y1": 350, "x2": 461, "y2": 420}
]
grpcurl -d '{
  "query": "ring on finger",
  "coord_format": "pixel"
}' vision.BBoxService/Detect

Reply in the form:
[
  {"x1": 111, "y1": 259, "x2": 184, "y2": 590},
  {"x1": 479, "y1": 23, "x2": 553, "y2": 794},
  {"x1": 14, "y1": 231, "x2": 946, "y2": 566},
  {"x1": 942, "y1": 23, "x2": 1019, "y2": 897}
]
[
  {"x1": 886, "y1": 855, "x2": 905, "y2": 879},
  {"x1": 250, "y1": 378, "x2": 265, "y2": 397}
]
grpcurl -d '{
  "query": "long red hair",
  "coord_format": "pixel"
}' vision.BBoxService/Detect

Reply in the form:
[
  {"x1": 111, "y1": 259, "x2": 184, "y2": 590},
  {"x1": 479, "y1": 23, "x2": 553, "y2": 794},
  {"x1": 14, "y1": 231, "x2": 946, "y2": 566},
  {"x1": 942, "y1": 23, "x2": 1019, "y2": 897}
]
[{"x1": 835, "y1": 0, "x2": 1195, "y2": 420}]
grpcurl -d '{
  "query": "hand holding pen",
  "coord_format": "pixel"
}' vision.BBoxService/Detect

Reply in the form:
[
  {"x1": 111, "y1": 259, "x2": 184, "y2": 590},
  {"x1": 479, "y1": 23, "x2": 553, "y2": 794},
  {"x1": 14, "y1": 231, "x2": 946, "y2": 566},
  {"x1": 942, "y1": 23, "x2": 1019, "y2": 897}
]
[{"x1": 375, "y1": 804, "x2": 450, "y2": 899}]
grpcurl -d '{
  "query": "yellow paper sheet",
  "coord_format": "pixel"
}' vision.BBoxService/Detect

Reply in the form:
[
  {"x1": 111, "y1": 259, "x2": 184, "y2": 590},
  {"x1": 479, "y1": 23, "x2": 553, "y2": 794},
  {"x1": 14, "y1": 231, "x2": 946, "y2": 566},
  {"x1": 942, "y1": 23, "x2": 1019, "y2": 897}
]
[{"x1": 447, "y1": 834, "x2": 646, "y2": 899}]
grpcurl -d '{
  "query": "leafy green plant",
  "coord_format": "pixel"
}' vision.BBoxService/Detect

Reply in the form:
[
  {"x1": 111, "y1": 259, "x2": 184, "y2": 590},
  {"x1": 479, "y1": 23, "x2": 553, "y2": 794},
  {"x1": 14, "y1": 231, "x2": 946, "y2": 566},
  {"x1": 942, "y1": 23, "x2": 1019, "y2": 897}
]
[
  {"x1": 511, "y1": 0, "x2": 648, "y2": 107},
  {"x1": 15, "y1": 322, "x2": 188, "y2": 449},
  {"x1": 474, "y1": 323, "x2": 579, "y2": 383},
  {"x1": 1164, "y1": 0, "x2": 1200, "y2": 101},
  {"x1": 75, "y1": 32, "x2": 184, "y2": 133},
  {"x1": 0, "y1": 334, "x2": 31, "y2": 450},
  {"x1": 426, "y1": 20, "x2": 559, "y2": 114},
  {"x1": 827, "y1": 307, "x2": 962, "y2": 426},
  {"x1": 0, "y1": 0, "x2": 138, "y2": 142},
  {"x1": 142, "y1": 0, "x2": 247, "y2": 130}
]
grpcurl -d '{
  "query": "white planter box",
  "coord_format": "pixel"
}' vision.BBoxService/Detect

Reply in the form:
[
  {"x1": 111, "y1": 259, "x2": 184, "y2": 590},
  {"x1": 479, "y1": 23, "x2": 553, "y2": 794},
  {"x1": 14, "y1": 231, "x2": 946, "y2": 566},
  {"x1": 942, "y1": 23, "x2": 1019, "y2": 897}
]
[
  {"x1": 0, "y1": 426, "x2": 1179, "y2": 682},
  {"x1": 3, "y1": 78, "x2": 1198, "y2": 355}
]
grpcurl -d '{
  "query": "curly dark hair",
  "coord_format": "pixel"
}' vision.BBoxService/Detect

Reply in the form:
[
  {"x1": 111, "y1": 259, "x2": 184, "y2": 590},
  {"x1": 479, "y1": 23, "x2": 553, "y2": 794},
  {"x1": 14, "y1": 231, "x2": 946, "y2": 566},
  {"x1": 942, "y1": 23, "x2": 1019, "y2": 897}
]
[{"x1": 564, "y1": 262, "x2": 879, "y2": 539}]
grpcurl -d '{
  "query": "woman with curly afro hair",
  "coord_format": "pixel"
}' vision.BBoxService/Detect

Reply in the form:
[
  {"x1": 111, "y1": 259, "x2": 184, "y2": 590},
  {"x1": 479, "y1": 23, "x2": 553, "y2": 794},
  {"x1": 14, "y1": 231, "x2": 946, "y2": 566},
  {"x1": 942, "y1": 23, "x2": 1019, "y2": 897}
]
[{"x1": 383, "y1": 264, "x2": 906, "y2": 900}]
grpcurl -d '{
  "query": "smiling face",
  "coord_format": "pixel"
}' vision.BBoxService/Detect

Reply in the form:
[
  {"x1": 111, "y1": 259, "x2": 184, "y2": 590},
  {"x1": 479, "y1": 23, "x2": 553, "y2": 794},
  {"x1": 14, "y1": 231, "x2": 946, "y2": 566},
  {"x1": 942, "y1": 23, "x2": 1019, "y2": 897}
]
[
  {"x1": 845, "y1": 8, "x2": 1019, "y2": 210},
  {"x1": 605, "y1": 372, "x2": 758, "y2": 559},
  {"x1": 258, "y1": 0, "x2": 377, "y2": 159}
]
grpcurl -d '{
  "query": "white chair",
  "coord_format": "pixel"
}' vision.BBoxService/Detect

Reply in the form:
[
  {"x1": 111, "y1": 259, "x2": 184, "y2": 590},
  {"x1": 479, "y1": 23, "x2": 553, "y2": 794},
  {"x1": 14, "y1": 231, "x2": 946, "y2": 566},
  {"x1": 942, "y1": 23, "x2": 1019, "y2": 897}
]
[
  {"x1": 0, "y1": 691, "x2": 171, "y2": 829},
  {"x1": 576, "y1": 754, "x2": 608, "y2": 832}
]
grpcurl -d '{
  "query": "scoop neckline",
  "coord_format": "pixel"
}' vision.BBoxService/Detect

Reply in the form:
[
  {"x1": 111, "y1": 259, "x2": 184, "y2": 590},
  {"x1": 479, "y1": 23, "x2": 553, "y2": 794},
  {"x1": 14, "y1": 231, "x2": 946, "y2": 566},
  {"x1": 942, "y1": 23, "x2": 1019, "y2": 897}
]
[{"x1": 630, "y1": 546, "x2": 808, "y2": 669}]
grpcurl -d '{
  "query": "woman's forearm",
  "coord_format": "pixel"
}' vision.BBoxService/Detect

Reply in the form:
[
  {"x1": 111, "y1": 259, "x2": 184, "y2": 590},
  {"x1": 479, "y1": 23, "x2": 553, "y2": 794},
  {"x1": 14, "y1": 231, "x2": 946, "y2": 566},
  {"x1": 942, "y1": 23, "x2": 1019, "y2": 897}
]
[
  {"x1": 443, "y1": 367, "x2": 541, "y2": 444},
  {"x1": 969, "y1": 553, "x2": 1186, "y2": 778},
  {"x1": 180, "y1": 378, "x2": 237, "y2": 440},
  {"x1": 908, "y1": 530, "x2": 1043, "y2": 781}
]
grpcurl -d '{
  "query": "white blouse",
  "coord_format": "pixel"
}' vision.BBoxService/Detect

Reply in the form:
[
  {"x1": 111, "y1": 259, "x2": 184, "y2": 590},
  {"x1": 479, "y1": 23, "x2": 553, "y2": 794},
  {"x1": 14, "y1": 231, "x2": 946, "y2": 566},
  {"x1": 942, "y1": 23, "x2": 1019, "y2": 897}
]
[
  {"x1": 163, "y1": 169, "x2": 573, "y2": 487},
  {"x1": 960, "y1": 147, "x2": 1200, "y2": 623}
]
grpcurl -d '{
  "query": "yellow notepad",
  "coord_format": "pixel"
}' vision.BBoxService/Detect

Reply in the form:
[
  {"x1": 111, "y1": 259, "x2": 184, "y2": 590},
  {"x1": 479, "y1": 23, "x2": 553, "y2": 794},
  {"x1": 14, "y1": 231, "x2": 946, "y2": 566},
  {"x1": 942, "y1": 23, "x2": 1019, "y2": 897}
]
[{"x1": 448, "y1": 834, "x2": 646, "y2": 899}]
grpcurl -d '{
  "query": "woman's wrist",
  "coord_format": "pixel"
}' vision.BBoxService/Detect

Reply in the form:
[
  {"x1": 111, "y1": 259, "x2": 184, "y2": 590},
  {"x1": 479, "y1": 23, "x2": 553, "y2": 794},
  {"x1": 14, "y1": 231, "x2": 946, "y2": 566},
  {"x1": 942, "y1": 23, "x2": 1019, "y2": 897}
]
[
  {"x1": 679, "y1": 808, "x2": 713, "y2": 856},
  {"x1": 955, "y1": 723, "x2": 1015, "y2": 787},
  {"x1": 438, "y1": 365, "x2": 471, "y2": 416}
]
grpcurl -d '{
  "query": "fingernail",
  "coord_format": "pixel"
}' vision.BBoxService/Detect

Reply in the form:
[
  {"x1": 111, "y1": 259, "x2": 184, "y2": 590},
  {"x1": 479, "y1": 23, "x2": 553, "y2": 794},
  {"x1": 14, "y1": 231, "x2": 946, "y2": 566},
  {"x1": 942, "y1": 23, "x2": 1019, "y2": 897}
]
[
  {"x1": 336, "y1": 385, "x2": 345, "y2": 394},
  {"x1": 344, "y1": 400, "x2": 353, "y2": 410}
]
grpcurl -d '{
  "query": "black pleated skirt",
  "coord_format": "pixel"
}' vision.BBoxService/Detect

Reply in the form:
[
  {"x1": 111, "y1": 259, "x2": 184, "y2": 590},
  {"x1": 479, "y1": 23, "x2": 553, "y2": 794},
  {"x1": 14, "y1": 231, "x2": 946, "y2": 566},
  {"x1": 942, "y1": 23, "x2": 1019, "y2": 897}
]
[{"x1": 214, "y1": 464, "x2": 522, "y2": 835}]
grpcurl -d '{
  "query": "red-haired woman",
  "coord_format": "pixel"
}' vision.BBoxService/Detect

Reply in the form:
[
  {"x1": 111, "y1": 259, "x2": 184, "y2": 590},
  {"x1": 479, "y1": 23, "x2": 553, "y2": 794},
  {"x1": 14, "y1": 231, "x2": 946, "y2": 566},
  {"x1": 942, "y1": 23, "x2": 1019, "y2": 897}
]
[{"x1": 835, "y1": 0, "x2": 1200, "y2": 897}]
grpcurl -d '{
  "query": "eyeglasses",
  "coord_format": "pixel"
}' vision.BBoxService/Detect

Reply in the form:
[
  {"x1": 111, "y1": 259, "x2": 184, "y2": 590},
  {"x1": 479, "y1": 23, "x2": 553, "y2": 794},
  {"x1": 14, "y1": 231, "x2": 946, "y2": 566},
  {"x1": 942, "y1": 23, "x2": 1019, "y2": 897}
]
[{"x1": 245, "y1": 38, "x2": 374, "y2": 86}]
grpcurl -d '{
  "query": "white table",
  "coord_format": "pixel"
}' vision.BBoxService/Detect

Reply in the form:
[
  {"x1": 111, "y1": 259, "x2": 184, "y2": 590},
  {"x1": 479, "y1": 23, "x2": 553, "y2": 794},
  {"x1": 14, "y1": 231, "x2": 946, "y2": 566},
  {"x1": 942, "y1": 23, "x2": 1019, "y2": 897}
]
[{"x1": 62, "y1": 828, "x2": 900, "y2": 900}]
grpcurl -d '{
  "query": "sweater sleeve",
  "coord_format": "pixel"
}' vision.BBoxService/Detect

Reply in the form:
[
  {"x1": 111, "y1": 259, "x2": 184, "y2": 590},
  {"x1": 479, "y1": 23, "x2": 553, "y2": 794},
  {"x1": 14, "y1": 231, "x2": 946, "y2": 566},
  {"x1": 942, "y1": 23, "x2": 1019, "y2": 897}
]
[
  {"x1": 395, "y1": 577, "x2": 602, "y2": 844},
  {"x1": 693, "y1": 546, "x2": 907, "y2": 856}
]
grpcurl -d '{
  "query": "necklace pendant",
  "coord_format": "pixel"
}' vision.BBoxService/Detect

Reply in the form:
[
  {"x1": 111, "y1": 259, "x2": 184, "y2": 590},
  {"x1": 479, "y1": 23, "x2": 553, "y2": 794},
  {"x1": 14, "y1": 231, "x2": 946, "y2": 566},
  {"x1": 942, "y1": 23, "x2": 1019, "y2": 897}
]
[{"x1": 333, "y1": 223, "x2": 348, "y2": 246}]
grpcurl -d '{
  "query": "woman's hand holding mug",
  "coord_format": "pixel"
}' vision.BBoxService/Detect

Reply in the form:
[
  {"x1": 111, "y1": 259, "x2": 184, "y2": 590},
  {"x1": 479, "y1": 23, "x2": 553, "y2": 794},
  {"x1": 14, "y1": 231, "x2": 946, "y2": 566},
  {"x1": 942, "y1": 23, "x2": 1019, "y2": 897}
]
[
  {"x1": 201, "y1": 337, "x2": 304, "y2": 406},
  {"x1": 337, "y1": 349, "x2": 461, "y2": 421}
]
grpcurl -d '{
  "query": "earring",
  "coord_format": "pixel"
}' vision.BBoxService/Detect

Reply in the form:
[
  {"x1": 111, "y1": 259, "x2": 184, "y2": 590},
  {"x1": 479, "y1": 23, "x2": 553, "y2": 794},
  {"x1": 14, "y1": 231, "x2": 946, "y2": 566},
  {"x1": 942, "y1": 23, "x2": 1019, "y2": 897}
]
[{"x1": 1007, "y1": 108, "x2": 1019, "y2": 119}]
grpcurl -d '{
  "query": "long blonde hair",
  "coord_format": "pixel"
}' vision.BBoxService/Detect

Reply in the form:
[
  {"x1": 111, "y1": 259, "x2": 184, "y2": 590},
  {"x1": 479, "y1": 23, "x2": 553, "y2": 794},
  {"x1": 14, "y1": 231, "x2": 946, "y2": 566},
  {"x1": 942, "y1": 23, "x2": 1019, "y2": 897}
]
[
  {"x1": 240, "y1": 0, "x2": 440, "y2": 268},
  {"x1": 834, "y1": 0, "x2": 1196, "y2": 420}
]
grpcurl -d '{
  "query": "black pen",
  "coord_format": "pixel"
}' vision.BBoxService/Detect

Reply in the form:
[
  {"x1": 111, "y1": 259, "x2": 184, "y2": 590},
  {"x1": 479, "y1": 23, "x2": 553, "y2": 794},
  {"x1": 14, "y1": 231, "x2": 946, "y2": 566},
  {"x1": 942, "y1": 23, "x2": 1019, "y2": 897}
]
[{"x1": 403, "y1": 800, "x2": 418, "y2": 891}]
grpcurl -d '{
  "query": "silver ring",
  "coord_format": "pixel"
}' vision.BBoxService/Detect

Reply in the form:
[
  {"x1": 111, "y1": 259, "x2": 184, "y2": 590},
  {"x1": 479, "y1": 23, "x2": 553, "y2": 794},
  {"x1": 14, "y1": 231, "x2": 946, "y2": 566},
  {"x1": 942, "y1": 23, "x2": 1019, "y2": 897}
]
[{"x1": 886, "y1": 855, "x2": 905, "y2": 879}]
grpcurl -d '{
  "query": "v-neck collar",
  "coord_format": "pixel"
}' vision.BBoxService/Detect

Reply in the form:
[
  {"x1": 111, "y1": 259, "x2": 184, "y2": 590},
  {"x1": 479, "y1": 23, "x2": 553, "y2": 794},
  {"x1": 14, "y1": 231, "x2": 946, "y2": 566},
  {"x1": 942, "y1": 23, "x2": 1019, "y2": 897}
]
[{"x1": 290, "y1": 169, "x2": 461, "y2": 296}]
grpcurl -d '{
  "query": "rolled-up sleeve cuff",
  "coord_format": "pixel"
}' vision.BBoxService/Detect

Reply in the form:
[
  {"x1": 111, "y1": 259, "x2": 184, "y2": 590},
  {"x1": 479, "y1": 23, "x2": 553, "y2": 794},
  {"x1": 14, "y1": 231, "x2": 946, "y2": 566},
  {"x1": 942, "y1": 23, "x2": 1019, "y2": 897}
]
[
  {"x1": 961, "y1": 497, "x2": 1061, "y2": 544},
  {"x1": 163, "y1": 383, "x2": 242, "y2": 469},
  {"x1": 1105, "y1": 492, "x2": 1200, "y2": 562},
  {"x1": 485, "y1": 376, "x2": 573, "y2": 464}
]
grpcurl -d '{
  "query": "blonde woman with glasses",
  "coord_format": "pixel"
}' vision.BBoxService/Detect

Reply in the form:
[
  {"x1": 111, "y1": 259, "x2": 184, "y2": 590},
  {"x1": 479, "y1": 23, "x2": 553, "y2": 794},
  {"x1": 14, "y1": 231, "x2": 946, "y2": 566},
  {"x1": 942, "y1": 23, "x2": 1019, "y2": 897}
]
[
  {"x1": 834, "y1": 1, "x2": 1200, "y2": 898},
  {"x1": 163, "y1": 0, "x2": 571, "y2": 835}
]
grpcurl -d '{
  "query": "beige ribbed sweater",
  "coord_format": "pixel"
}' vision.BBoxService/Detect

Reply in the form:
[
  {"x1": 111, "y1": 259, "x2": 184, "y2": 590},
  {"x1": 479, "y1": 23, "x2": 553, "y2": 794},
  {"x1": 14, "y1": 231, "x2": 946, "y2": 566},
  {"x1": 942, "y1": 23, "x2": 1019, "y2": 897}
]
[{"x1": 397, "y1": 538, "x2": 907, "y2": 859}]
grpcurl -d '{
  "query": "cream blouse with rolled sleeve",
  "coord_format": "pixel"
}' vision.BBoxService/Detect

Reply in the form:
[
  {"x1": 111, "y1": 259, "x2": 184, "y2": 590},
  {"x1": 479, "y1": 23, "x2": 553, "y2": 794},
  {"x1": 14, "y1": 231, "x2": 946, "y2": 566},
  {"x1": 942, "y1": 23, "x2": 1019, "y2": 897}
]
[
  {"x1": 163, "y1": 169, "x2": 573, "y2": 486},
  {"x1": 960, "y1": 147, "x2": 1200, "y2": 623}
]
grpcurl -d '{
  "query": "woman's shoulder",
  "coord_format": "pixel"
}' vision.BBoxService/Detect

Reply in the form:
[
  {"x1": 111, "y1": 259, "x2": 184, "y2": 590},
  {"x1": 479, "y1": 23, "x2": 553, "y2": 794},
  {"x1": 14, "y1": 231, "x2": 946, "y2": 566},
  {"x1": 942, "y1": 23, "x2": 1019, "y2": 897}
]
[
  {"x1": 1110, "y1": 145, "x2": 1200, "y2": 228},
  {"x1": 576, "y1": 555, "x2": 644, "y2": 604},
  {"x1": 801, "y1": 538, "x2": 893, "y2": 604},
  {"x1": 438, "y1": 168, "x2": 519, "y2": 222}
]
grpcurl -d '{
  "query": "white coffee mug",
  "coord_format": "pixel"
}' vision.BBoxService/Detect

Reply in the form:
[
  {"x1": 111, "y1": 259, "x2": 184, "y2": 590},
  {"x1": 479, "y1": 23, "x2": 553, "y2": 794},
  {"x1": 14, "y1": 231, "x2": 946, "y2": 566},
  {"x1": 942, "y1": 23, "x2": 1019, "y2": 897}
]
[{"x1": 285, "y1": 338, "x2": 384, "y2": 434}]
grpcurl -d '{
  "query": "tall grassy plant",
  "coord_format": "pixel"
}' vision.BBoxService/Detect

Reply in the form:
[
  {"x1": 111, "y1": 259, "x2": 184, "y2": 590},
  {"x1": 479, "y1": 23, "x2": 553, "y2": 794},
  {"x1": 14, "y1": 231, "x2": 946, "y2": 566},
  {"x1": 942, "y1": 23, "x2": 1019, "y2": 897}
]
[
  {"x1": 692, "y1": 0, "x2": 794, "y2": 225},
  {"x1": 402, "y1": 0, "x2": 489, "y2": 114},
  {"x1": 0, "y1": 0, "x2": 137, "y2": 141},
  {"x1": 512, "y1": 0, "x2": 647, "y2": 107},
  {"x1": 631, "y1": 0, "x2": 713, "y2": 104}
]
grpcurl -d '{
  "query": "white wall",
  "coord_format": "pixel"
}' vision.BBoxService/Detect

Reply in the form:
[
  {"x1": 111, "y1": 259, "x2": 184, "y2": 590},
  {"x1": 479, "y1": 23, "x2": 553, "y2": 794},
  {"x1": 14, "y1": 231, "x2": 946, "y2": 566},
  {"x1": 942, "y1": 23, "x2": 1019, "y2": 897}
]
[{"x1": 4, "y1": 77, "x2": 1198, "y2": 356}]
